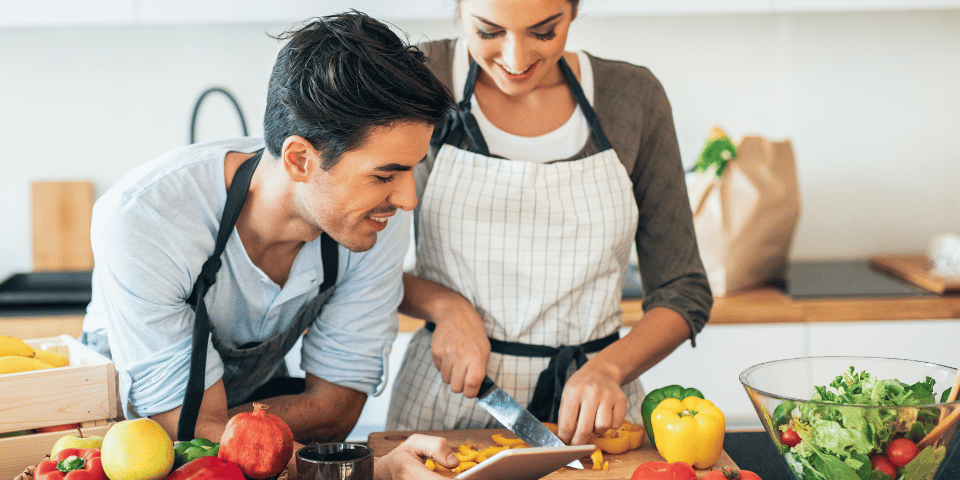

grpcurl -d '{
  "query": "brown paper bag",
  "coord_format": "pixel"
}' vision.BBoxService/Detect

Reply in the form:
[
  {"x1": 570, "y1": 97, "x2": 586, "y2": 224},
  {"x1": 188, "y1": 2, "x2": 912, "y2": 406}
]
[{"x1": 687, "y1": 135, "x2": 801, "y2": 296}]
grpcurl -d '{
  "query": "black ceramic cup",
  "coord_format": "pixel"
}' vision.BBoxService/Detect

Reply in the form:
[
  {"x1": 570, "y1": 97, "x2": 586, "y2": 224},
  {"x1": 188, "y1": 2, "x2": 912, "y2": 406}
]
[{"x1": 296, "y1": 443, "x2": 374, "y2": 480}]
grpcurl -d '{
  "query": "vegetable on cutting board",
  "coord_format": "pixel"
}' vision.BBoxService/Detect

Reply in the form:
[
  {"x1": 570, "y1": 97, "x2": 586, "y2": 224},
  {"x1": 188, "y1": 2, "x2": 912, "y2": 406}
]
[
  {"x1": 650, "y1": 396, "x2": 726, "y2": 469},
  {"x1": 641, "y1": 384, "x2": 704, "y2": 449}
]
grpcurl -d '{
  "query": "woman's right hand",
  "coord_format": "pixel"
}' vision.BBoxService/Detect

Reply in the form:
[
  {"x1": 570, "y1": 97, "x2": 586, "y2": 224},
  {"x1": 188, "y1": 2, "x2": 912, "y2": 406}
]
[{"x1": 430, "y1": 295, "x2": 491, "y2": 398}]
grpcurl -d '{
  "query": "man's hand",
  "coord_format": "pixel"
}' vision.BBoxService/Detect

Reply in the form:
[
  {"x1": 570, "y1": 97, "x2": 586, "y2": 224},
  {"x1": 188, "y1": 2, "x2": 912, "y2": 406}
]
[
  {"x1": 430, "y1": 298, "x2": 490, "y2": 398},
  {"x1": 555, "y1": 361, "x2": 627, "y2": 445},
  {"x1": 374, "y1": 434, "x2": 459, "y2": 480}
]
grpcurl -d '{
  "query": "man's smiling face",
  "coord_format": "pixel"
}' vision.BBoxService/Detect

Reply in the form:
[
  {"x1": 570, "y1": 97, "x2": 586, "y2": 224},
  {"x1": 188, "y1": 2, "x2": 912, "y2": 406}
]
[{"x1": 296, "y1": 121, "x2": 433, "y2": 252}]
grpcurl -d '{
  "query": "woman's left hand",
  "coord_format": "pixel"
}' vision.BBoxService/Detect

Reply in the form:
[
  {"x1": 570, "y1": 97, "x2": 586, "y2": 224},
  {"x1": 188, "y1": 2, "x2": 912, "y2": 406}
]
[{"x1": 555, "y1": 361, "x2": 628, "y2": 445}]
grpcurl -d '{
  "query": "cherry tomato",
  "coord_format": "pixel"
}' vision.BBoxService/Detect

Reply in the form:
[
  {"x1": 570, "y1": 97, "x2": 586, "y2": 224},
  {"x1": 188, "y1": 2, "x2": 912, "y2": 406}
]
[
  {"x1": 886, "y1": 437, "x2": 919, "y2": 468},
  {"x1": 870, "y1": 454, "x2": 897, "y2": 479},
  {"x1": 781, "y1": 428, "x2": 801, "y2": 448}
]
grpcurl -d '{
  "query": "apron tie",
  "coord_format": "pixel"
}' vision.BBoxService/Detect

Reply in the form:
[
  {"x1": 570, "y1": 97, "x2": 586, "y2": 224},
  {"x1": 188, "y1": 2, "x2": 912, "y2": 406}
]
[
  {"x1": 527, "y1": 344, "x2": 588, "y2": 423},
  {"x1": 423, "y1": 322, "x2": 619, "y2": 423}
]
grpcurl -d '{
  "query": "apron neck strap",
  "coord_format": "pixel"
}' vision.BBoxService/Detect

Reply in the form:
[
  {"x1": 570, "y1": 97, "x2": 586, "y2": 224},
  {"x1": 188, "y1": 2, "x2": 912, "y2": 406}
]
[
  {"x1": 456, "y1": 55, "x2": 612, "y2": 155},
  {"x1": 178, "y1": 149, "x2": 261, "y2": 441},
  {"x1": 557, "y1": 56, "x2": 612, "y2": 151}
]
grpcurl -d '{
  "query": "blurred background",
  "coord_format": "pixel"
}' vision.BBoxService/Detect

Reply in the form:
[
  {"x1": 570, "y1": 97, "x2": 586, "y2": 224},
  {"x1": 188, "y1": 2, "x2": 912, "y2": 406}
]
[{"x1": 2, "y1": 2, "x2": 959, "y2": 279}]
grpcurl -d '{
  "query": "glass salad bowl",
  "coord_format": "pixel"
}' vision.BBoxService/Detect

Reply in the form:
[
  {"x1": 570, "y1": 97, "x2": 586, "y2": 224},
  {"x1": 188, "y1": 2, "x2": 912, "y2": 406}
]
[{"x1": 740, "y1": 356, "x2": 960, "y2": 480}]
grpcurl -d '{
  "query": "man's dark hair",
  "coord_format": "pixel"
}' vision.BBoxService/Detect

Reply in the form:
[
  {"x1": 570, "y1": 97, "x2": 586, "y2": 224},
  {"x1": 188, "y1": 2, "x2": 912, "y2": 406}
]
[{"x1": 264, "y1": 11, "x2": 454, "y2": 169}]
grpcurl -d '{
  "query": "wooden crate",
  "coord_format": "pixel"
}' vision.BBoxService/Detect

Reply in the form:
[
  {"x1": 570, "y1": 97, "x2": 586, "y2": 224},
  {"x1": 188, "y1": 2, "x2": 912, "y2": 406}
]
[
  {"x1": 0, "y1": 334, "x2": 117, "y2": 434},
  {"x1": 0, "y1": 334, "x2": 118, "y2": 479}
]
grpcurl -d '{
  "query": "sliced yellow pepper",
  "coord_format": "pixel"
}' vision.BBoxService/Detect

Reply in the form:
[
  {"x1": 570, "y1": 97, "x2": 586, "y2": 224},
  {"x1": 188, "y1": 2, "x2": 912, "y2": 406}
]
[
  {"x1": 491, "y1": 433, "x2": 528, "y2": 447},
  {"x1": 651, "y1": 396, "x2": 725, "y2": 469},
  {"x1": 452, "y1": 461, "x2": 477, "y2": 473},
  {"x1": 593, "y1": 428, "x2": 632, "y2": 454},
  {"x1": 590, "y1": 448, "x2": 604, "y2": 470}
]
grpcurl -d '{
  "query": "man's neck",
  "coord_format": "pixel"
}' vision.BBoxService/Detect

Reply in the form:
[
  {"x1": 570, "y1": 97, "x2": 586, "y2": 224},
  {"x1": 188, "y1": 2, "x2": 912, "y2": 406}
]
[{"x1": 225, "y1": 150, "x2": 312, "y2": 286}]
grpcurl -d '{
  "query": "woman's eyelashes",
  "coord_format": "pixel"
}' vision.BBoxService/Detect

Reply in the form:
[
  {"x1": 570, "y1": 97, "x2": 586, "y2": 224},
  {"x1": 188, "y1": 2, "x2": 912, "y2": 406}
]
[{"x1": 474, "y1": 27, "x2": 557, "y2": 41}]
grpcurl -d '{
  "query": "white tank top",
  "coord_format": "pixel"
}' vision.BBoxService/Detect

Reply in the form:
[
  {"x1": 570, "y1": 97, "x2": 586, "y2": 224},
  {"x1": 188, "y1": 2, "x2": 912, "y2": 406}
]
[{"x1": 451, "y1": 39, "x2": 594, "y2": 163}]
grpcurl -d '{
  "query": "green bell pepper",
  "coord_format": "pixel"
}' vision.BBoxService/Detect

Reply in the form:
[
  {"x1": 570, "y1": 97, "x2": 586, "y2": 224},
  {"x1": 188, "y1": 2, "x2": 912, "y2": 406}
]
[
  {"x1": 173, "y1": 438, "x2": 219, "y2": 469},
  {"x1": 640, "y1": 384, "x2": 704, "y2": 449}
]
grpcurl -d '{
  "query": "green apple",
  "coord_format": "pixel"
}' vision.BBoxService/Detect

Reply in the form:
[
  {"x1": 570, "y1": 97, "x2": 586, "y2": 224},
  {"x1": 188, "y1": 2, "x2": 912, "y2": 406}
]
[{"x1": 51, "y1": 429, "x2": 104, "y2": 457}]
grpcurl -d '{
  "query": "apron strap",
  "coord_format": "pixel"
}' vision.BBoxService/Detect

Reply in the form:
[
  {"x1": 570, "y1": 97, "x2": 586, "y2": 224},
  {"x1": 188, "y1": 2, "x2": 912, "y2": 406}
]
[
  {"x1": 557, "y1": 56, "x2": 613, "y2": 152},
  {"x1": 178, "y1": 150, "x2": 340, "y2": 441},
  {"x1": 179, "y1": 150, "x2": 261, "y2": 441},
  {"x1": 423, "y1": 322, "x2": 619, "y2": 423},
  {"x1": 436, "y1": 56, "x2": 612, "y2": 157}
]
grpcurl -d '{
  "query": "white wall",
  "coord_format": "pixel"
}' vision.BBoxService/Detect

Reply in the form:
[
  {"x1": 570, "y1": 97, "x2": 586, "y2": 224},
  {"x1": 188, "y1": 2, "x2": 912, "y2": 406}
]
[{"x1": 2, "y1": 10, "x2": 959, "y2": 279}]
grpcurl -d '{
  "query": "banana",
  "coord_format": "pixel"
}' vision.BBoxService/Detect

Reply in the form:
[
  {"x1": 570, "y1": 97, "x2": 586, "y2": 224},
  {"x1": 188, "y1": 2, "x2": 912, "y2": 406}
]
[
  {"x1": 0, "y1": 356, "x2": 53, "y2": 374},
  {"x1": 0, "y1": 335, "x2": 35, "y2": 358},
  {"x1": 34, "y1": 350, "x2": 69, "y2": 368}
]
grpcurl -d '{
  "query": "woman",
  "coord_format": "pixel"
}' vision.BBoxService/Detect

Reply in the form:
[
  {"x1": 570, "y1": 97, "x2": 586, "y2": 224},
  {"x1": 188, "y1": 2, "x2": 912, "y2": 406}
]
[{"x1": 387, "y1": 0, "x2": 712, "y2": 446}]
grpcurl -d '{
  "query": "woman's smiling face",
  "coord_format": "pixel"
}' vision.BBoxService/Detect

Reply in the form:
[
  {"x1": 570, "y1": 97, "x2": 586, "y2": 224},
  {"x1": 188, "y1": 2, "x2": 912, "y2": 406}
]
[{"x1": 459, "y1": 0, "x2": 576, "y2": 96}]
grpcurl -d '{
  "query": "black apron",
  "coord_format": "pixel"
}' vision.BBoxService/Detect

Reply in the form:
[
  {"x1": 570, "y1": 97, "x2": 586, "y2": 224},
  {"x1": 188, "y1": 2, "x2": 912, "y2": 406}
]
[{"x1": 177, "y1": 150, "x2": 339, "y2": 440}]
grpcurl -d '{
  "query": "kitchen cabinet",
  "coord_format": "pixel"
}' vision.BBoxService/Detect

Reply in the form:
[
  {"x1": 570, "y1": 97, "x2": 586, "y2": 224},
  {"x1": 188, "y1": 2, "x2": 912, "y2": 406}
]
[{"x1": 3, "y1": 0, "x2": 958, "y2": 29}]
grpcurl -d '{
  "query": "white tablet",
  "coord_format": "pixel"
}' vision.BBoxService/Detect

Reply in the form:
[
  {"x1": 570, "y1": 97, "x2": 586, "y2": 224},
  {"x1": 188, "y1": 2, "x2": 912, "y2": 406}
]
[{"x1": 454, "y1": 444, "x2": 596, "y2": 480}]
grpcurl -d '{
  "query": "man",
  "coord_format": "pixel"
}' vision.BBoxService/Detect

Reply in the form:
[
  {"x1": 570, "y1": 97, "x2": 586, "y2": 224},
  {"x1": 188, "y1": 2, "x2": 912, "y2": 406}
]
[{"x1": 81, "y1": 11, "x2": 461, "y2": 477}]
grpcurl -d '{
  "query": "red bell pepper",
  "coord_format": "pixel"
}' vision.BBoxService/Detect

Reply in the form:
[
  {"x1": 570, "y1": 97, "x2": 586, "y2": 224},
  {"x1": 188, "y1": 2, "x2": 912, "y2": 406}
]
[
  {"x1": 35, "y1": 448, "x2": 107, "y2": 480},
  {"x1": 162, "y1": 456, "x2": 245, "y2": 480}
]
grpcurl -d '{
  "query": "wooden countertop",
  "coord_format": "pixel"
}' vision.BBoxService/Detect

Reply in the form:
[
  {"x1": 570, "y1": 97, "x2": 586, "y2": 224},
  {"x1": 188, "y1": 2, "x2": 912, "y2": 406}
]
[{"x1": 398, "y1": 286, "x2": 960, "y2": 332}]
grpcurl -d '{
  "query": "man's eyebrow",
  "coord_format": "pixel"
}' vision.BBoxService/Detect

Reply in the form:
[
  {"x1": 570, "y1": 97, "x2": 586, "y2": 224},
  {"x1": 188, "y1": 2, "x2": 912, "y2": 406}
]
[
  {"x1": 472, "y1": 13, "x2": 563, "y2": 30},
  {"x1": 375, "y1": 163, "x2": 415, "y2": 172}
]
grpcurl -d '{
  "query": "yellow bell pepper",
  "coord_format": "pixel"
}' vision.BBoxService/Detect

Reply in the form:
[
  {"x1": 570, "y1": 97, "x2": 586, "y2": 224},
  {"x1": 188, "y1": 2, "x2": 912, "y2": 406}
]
[{"x1": 650, "y1": 396, "x2": 725, "y2": 469}]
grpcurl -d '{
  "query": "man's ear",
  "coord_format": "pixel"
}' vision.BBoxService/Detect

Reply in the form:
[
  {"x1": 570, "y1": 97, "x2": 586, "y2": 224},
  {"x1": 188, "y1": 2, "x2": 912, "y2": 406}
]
[{"x1": 281, "y1": 136, "x2": 320, "y2": 182}]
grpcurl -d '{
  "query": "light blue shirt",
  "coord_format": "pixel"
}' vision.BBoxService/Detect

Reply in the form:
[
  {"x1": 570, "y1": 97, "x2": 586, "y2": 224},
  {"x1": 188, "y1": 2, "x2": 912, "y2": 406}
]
[{"x1": 83, "y1": 138, "x2": 406, "y2": 419}]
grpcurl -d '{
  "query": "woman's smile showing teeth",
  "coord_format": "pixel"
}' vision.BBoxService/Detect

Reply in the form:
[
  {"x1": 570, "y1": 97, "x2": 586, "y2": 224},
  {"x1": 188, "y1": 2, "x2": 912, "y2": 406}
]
[{"x1": 499, "y1": 61, "x2": 536, "y2": 81}]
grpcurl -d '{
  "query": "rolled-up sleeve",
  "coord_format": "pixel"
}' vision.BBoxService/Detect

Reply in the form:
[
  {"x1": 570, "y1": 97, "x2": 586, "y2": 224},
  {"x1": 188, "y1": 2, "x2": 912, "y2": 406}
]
[{"x1": 299, "y1": 211, "x2": 408, "y2": 395}]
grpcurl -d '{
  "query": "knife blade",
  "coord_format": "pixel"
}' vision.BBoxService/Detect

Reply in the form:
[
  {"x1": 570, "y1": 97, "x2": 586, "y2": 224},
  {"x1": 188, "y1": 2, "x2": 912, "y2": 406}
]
[{"x1": 476, "y1": 375, "x2": 584, "y2": 469}]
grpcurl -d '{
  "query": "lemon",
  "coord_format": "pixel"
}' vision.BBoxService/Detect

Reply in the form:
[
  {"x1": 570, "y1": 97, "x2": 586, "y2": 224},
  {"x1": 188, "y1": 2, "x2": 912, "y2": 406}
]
[{"x1": 101, "y1": 418, "x2": 175, "y2": 480}]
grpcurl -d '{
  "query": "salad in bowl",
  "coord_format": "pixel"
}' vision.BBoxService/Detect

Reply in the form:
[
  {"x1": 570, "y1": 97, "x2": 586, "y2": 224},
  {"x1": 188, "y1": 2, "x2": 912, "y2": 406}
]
[{"x1": 740, "y1": 356, "x2": 960, "y2": 480}]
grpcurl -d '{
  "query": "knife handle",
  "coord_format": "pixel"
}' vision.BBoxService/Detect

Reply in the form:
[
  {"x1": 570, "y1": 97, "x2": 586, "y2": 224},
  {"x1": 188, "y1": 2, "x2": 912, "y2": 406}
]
[{"x1": 479, "y1": 375, "x2": 496, "y2": 398}]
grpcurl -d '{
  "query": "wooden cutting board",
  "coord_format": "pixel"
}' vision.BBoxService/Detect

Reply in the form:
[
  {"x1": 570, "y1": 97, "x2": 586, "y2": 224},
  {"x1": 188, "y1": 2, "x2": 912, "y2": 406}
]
[
  {"x1": 368, "y1": 429, "x2": 739, "y2": 479},
  {"x1": 870, "y1": 254, "x2": 960, "y2": 294}
]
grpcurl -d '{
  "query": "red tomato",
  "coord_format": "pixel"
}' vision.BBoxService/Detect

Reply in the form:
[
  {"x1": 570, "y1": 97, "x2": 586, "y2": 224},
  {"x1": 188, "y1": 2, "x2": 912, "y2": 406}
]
[
  {"x1": 702, "y1": 466, "x2": 763, "y2": 480},
  {"x1": 870, "y1": 454, "x2": 897, "y2": 478},
  {"x1": 887, "y1": 438, "x2": 919, "y2": 468},
  {"x1": 781, "y1": 428, "x2": 801, "y2": 448},
  {"x1": 631, "y1": 461, "x2": 697, "y2": 480}
]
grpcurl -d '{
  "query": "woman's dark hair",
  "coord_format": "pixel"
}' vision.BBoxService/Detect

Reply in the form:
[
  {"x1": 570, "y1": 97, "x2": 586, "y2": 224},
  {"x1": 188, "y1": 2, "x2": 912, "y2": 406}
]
[{"x1": 264, "y1": 11, "x2": 454, "y2": 169}]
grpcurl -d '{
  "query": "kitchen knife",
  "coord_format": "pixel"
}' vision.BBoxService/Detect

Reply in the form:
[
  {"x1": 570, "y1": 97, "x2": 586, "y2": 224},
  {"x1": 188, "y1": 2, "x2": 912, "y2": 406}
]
[{"x1": 476, "y1": 375, "x2": 584, "y2": 469}]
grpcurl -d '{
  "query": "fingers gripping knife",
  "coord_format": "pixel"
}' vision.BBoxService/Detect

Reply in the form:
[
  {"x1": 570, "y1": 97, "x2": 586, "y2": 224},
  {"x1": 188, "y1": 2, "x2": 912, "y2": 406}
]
[{"x1": 475, "y1": 376, "x2": 585, "y2": 469}]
